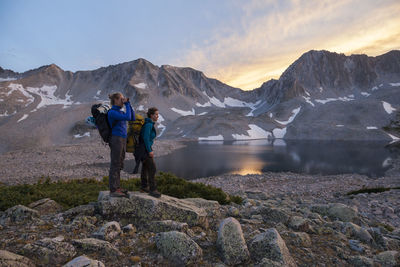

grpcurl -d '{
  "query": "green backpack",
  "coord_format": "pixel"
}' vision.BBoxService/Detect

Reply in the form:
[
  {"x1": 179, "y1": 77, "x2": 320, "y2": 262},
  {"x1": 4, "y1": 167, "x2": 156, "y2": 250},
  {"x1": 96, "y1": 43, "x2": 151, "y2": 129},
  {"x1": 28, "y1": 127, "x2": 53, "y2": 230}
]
[{"x1": 126, "y1": 114, "x2": 145, "y2": 153}]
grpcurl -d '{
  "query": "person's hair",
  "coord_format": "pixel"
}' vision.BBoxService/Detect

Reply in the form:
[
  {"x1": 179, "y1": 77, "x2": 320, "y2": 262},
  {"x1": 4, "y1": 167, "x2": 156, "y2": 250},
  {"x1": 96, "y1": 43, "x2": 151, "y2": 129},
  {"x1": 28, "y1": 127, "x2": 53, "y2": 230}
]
[
  {"x1": 108, "y1": 92, "x2": 122, "y2": 105},
  {"x1": 147, "y1": 107, "x2": 158, "y2": 118}
]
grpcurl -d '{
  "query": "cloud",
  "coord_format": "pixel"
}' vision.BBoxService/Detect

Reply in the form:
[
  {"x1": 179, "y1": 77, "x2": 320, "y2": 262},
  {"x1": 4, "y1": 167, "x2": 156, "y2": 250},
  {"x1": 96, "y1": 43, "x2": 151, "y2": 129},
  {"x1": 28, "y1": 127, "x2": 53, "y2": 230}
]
[{"x1": 175, "y1": 0, "x2": 400, "y2": 90}]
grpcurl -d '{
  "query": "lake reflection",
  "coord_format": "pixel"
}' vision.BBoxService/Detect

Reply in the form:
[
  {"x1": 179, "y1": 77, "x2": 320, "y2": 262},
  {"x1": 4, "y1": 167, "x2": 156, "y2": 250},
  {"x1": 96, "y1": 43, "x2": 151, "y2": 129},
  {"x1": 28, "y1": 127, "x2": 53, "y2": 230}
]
[{"x1": 126, "y1": 139, "x2": 398, "y2": 179}]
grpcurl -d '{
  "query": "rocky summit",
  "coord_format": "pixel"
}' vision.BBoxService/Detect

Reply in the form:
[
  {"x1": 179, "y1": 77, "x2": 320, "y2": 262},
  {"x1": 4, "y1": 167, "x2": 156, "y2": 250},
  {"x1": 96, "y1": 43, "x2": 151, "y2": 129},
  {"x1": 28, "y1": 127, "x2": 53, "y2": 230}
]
[
  {"x1": 0, "y1": 188, "x2": 399, "y2": 266},
  {"x1": 0, "y1": 50, "x2": 399, "y2": 153}
]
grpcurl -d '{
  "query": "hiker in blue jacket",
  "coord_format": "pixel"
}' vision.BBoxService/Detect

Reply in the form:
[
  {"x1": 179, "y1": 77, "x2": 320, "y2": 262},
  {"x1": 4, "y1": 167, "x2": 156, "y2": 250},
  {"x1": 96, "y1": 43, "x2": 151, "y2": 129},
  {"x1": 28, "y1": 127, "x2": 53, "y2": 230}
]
[
  {"x1": 139, "y1": 107, "x2": 161, "y2": 198},
  {"x1": 107, "y1": 92, "x2": 134, "y2": 198}
]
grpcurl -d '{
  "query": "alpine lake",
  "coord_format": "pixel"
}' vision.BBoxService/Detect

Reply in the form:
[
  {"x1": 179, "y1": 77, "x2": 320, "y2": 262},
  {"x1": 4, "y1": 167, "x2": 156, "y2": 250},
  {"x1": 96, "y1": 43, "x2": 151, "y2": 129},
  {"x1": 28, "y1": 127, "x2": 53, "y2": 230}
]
[{"x1": 125, "y1": 139, "x2": 399, "y2": 180}]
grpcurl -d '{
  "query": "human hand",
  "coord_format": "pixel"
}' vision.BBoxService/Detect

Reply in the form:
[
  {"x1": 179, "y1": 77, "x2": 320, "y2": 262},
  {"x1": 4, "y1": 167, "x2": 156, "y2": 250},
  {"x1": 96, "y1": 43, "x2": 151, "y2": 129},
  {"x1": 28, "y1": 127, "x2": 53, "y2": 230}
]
[
  {"x1": 149, "y1": 152, "x2": 154, "y2": 158},
  {"x1": 123, "y1": 97, "x2": 130, "y2": 103}
]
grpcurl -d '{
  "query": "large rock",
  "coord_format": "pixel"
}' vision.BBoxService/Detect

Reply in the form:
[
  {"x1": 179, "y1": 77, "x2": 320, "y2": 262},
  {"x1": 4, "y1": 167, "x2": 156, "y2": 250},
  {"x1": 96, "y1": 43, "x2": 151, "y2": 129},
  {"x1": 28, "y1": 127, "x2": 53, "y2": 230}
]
[
  {"x1": 21, "y1": 236, "x2": 76, "y2": 265},
  {"x1": 0, "y1": 250, "x2": 35, "y2": 267},
  {"x1": 148, "y1": 220, "x2": 189, "y2": 233},
  {"x1": 72, "y1": 238, "x2": 122, "y2": 259},
  {"x1": 92, "y1": 221, "x2": 121, "y2": 241},
  {"x1": 155, "y1": 231, "x2": 203, "y2": 265},
  {"x1": 63, "y1": 255, "x2": 105, "y2": 267},
  {"x1": 259, "y1": 207, "x2": 290, "y2": 224},
  {"x1": 327, "y1": 203, "x2": 358, "y2": 222},
  {"x1": 61, "y1": 204, "x2": 96, "y2": 219},
  {"x1": 217, "y1": 217, "x2": 250, "y2": 265},
  {"x1": 97, "y1": 191, "x2": 208, "y2": 229},
  {"x1": 28, "y1": 198, "x2": 63, "y2": 215},
  {"x1": 374, "y1": 251, "x2": 399, "y2": 267},
  {"x1": 288, "y1": 216, "x2": 312, "y2": 232},
  {"x1": 342, "y1": 222, "x2": 373, "y2": 244},
  {"x1": 347, "y1": 255, "x2": 373, "y2": 267},
  {"x1": 0, "y1": 205, "x2": 39, "y2": 225},
  {"x1": 248, "y1": 228, "x2": 297, "y2": 266}
]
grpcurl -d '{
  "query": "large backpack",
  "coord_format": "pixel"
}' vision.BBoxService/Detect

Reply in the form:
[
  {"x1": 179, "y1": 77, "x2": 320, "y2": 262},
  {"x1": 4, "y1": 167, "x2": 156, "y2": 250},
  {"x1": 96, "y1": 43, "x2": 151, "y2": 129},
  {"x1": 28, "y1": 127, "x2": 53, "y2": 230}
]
[
  {"x1": 126, "y1": 114, "x2": 145, "y2": 153},
  {"x1": 91, "y1": 103, "x2": 114, "y2": 143}
]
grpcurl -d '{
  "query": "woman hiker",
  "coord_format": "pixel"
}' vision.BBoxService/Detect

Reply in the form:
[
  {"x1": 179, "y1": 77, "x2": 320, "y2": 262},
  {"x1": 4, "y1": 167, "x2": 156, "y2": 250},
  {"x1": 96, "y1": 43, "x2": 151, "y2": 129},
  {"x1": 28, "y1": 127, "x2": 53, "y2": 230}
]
[
  {"x1": 108, "y1": 92, "x2": 134, "y2": 198},
  {"x1": 139, "y1": 107, "x2": 161, "y2": 198}
]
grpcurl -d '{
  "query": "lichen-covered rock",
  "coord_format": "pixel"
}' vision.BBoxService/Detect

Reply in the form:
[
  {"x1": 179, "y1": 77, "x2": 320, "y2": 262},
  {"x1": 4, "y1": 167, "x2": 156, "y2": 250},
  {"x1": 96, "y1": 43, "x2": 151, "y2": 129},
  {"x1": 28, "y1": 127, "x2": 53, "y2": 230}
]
[
  {"x1": 259, "y1": 207, "x2": 290, "y2": 224},
  {"x1": 256, "y1": 258, "x2": 284, "y2": 267},
  {"x1": 0, "y1": 250, "x2": 35, "y2": 267},
  {"x1": 122, "y1": 224, "x2": 137, "y2": 234},
  {"x1": 0, "y1": 205, "x2": 39, "y2": 225},
  {"x1": 92, "y1": 221, "x2": 121, "y2": 241},
  {"x1": 62, "y1": 204, "x2": 96, "y2": 219},
  {"x1": 342, "y1": 222, "x2": 373, "y2": 244},
  {"x1": 67, "y1": 216, "x2": 97, "y2": 232},
  {"x1": 72, "y1": 238, "x2": 122, "y2": 259},
  {"x1": 327, "y1": 203, "x2": 358, "y2": 222},
  {"x1": 246, "y1": 191, "x2": 269, "y2": 200},
  {"x1": 374, "y1": 251, "x2": 399, "y2": 267},
  {"x1": 155, "y1": 231, "x2": 203, "y2": 265},
  {"x1": 97, "y1": 191, "x2": 208, "y2": 229},
  {"x1": 368, "y1": 227, "x2": 388, "y2": 249},
  {"x1": 28, "y1": 198, "x2": 63, "y2": 215},
  {"x1": 21, "y1": 236, "x2": 76, "y2": 265},
  {"x1": 148, "y1": 220, "x2": 188, "y2": 233},
  {"x1": 217, "y1": 217, "x2": 250, "y2": 265},
  {"x1": 288, "y1": 216, "x2": 312, "y2": 232},
  {"x1": 63, "y1": 255, "x2": 105, "y2": 267},
  {"x1": 347, "y1": 255, "x2": 373, "y2": 267},
  {"x1": 286, "y1": 232, "x2": 312, "y2": 247},
  {"x1": 248, "y1": 228, "x2": 296, "y2": 266}
]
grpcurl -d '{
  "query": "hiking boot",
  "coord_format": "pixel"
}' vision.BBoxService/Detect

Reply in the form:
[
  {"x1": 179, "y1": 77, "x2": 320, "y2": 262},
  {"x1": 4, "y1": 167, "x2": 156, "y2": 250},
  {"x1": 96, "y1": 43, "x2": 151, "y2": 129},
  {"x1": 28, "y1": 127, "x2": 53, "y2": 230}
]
[
  {"x1": 149, "y1": 190, "x2": 161, "y2": 198},
  {"x1": 140, "y1": 187, "x2": 150, "y2": 193},
  {"x1": 132, "y1": 164, "x2": 140, "y2": 174},
  {"x1": 110, "y1": 188, "x2": 129, "y2": 198}
]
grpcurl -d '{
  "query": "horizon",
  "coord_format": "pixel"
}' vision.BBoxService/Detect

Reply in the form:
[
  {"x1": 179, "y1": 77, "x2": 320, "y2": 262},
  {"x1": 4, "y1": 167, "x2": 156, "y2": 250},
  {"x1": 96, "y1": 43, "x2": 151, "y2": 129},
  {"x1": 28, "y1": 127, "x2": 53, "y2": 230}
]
[{"x1": 1, "y1": 0, "x2": 400, "y2": 90}]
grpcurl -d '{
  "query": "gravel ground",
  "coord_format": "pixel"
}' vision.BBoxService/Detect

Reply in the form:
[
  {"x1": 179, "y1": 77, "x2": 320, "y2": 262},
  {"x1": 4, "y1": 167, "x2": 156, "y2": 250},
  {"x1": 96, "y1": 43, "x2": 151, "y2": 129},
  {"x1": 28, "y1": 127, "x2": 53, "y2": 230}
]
[{"x1": 0, "y1": 140, "x2": 185, "y2": 185}]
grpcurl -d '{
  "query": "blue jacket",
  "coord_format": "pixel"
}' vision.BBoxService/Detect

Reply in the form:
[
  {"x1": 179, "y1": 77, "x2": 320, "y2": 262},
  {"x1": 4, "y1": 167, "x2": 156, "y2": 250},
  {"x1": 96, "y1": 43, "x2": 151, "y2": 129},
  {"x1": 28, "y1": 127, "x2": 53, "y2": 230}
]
[
  {"x1": 107, "y1": 102, "x2": 134, "y2": 138},
  {"x1": 141, "y1": 118, "x2": 157, "y2": 153}
]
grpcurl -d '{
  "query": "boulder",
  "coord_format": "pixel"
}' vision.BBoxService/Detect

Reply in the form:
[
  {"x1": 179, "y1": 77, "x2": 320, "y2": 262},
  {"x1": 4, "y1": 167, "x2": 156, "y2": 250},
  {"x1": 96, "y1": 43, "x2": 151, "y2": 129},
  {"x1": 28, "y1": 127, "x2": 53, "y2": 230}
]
[
  {"x1": 72, "y1": 238, "x2": 122, "y2": 259},
  {"x1": 256, "y1": 258, "x2": 284, "y2": 267},
  {"x1": 92, "y1": 221, "x2": 121, "y2": 241},
  {"x1": 67, "y1": 216, "x2": 97, "y2": 232},
  {"x1": 97, "y1": 191, "x2": 208, "y2": 229},
  {"x1": 217, "y1": 217, "x2": 250, "y2": 265},
  {"x1": 288, "y1": 216, "x2": 312, "y2": 232},
  {"x1": 287, "y1": 232, "x2": 312, "y2": 247},
  {"x1": 148, "y1": 220, "x2": 189, "y2": 233},
  {"x1": 155, "y1": 231, "x2": 203, "y2": 265},
  {"x1": 63, "y1": 255, "x2": 105, "y2": 267},
  {"x1": 368, "y1": 227, "x2": 388, "y2": 249},
  {"x1": 374, "y1": 251, "x2": 399, "y2": 267},
  {"x1": 259, "y1": 207, "x2": 290, "y2": 224},
  {"x1": 348, "y1": 240, "x2": 364, "y2": 252},
  {"x1": 0, "y1": 205, "x2": 39, "y2": 225},
  {"x1": 248, "y1": 228, "x2": 296, "y2": 266},
  {"x1": 245, "y1": 191, "x2": 269, "y2": 200},
  {"x1": 342, "y1": 222, "x2": 373, "y2": 244},
  {"x1": 347, "y1": 255, "x2": 373, "y2": 267},
  {"x1": 0, "y1": 250, "x2": 35, "y2": 267},
  {"x1": 327, "y1": 203, "x2": 358, "y2": 222},
  {"x1": 122, "y1": 224, "x2": 137, "y2": 235},
  {"x1": 62, "y1": 204, "x2": 96, "y2": 219},
  {"x1": 21, "y1": 236, "x2": 76, "y2": 265},
  {"x1": 28, "y1": 198, "x2": 63, "y2": 215}
]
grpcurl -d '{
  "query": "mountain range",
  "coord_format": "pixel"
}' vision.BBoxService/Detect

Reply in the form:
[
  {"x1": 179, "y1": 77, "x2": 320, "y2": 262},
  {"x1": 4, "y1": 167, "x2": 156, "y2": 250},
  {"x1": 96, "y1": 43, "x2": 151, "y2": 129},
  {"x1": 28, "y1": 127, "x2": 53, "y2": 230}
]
[{"x1": 0, "y1": 50, "x2": 399, "y2": 153}]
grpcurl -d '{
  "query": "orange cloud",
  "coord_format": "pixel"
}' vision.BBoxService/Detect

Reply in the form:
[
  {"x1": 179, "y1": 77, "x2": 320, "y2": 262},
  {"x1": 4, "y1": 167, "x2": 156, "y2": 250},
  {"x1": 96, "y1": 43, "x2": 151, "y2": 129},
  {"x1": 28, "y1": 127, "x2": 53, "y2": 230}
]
[{"x1": 175, "y1": 0, "x2": 400, "y2": 90}]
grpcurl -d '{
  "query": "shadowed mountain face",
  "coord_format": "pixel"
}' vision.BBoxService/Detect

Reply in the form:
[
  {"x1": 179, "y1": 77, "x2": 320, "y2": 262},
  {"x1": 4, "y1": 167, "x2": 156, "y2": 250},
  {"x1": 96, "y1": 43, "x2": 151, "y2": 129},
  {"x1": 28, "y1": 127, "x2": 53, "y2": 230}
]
[{"x1": 0, "y1": 50, "x2": 399, "y2": 153}]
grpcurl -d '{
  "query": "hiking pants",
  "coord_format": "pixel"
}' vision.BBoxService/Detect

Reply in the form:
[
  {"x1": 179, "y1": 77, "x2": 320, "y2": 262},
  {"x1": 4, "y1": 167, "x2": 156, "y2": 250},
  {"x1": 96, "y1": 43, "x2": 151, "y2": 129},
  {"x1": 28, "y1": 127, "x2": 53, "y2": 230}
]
[
  {"x1": 141, "y1": 156, "x2": 157, "y2": 191},
  {"x1": 109, "y1": 135, "x2": 126, "y2": 192}
]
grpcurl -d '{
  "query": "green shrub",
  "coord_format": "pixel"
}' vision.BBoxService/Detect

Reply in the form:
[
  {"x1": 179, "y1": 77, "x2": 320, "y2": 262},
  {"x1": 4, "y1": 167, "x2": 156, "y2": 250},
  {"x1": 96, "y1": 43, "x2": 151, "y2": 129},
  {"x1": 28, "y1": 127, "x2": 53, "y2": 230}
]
[
  {"x1": 347, "y1": 186, "x2": 400, "y2": 196},
  {"x1": 0, "y1": 172, "x2": 241, "y2": 211}
]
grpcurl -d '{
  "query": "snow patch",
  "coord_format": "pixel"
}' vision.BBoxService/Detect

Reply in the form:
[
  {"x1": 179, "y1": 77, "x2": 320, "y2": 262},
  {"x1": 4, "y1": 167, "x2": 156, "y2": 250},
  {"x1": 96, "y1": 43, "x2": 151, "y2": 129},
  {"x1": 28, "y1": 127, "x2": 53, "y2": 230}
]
[
  {"x1": 157, "y1": 114, "x2": 166, "y2": 137},
  {"x1": 96, "y1": 90, "x2": 101, "y2": 96},
  {"x1": 17, "y1": 114, "x2": 29, "y2": 123},
  {"x1": 382, "y1": 101, "x2": 396, "y2": 114},
  {"x1": 198, "y1": 135, "x2": 224, "y2": 141},
  {"x1": 195, "y1": 101, "x2": 211, "y2": 107},
  {"x1": 386, "y1": 132, "x2": 400, "y2": 142},
  {"x1": 275, "y1": 107, "x2": 301, "y2": 125},
  {"x1": 361, "y1": 92, "x2": 370, "y2": 97},
  {"x1": 5, "y1": 84, "x2": 34, "y2": 106},
  {"x1": 171, "y1": 107, "x2": 195, "y2": 116},
  {"x1": 0, "y1": 110, "x2": 17, "y2": 117},
  {"x1": 134, "y1": 83, "x2": 147, "y2": 89},
  {"x1": 382, "y1": 157, "x2": 392, "y2": 168},
  {"x1": 366, "y1": 126, "x2": 378, "y2": 130},
  {"x1": 197, "y1": 112, "x2": 208, "y2": 116},
  {"x1": 315, "y1": 96, "x2": 355, "y2": 104},
  {"x1": 224, "y1": 97, "x2": 247, "y2": 107},
  {"x1": 303, "y1": 96, "x2": 314, "y2": 107},
  {"x1": 273, "y1": 139, "x2": 287, "y2": 146},
  {"x1": 389, "y1": 82, "x2": 400, "y2": 86},
  {"x1": 371, "y1": 86, "x2": 379, "y2": 91},
  {"x1": 336, "y1": 125, "x2": 344, "y2": 127},
  {"x1": 0, "y1": 77, "x2": 17, "y2": 82},
  {"x1": 231, "y1": 124, "x2": 271, "y2": 140},
  {"x1": 137, "y1": 105, "x2": 145, "y2": 111},
  {"x1": 272, "y1": 127, "x2": 287, "y2": 139},
  {"x1": 26, "y1": 85, "x2": 75, "y2": 109},
  {"x1": 74, "y1": 132, "x2": 90, "y2": 138}
]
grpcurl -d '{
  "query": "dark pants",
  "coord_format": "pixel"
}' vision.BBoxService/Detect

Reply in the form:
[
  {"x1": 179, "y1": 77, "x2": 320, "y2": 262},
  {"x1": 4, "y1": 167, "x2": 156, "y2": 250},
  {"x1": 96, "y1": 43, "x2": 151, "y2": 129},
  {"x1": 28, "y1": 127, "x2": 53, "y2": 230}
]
[
  {"x1": 109, "y1": 135, "x2": 126, "y2": 192},
  {"x1": 141, "y1": 156, "x2": 157, "y2": 191}
]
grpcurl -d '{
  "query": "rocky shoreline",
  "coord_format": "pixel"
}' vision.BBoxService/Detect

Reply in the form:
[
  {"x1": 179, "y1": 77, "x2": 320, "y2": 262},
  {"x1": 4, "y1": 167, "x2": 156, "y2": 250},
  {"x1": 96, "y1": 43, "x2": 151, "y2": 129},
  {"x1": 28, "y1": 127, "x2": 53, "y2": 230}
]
[{"x1": 0, "y1": 141, "x2": 399, "y2": 266}]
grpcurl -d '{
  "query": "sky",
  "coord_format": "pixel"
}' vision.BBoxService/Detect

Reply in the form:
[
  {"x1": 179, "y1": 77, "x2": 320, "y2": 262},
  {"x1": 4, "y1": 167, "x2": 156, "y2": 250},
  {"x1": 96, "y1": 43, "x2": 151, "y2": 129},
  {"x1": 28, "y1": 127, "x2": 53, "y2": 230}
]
[{"x1": 1, "y1": 0, "x2": 399, "y2": 90}]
